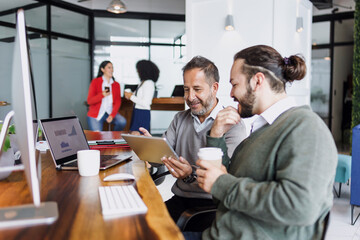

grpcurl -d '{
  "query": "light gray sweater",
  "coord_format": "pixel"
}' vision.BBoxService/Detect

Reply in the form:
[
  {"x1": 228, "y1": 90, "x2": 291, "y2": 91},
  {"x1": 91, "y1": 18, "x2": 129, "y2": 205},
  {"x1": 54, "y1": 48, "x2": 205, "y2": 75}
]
[{"x1": 164, "y1": 109, "x2": 246, "y2": 199}]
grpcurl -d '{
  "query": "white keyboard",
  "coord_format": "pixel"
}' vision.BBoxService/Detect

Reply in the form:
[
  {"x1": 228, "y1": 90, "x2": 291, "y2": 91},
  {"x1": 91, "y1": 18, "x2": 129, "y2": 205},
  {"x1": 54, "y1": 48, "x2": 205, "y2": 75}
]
[{"x1": 99, "y1": 185, "x2": 147, "y2": 217}]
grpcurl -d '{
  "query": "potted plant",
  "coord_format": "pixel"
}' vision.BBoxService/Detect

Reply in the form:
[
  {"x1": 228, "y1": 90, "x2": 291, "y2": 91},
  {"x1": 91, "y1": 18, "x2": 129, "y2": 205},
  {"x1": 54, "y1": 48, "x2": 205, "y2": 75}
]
[{"x1": 0, "y1": 123, "x2": 16, "y2": 180}]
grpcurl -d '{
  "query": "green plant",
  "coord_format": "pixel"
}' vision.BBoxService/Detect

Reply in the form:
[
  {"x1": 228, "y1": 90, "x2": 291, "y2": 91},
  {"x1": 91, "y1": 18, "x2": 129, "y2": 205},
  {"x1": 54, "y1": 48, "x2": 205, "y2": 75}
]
[
  {"x1": 352, "y1": 0, "x2": 360, "y2": 152},
  {"x1": 0, "y1": 124, "x2": 15, "y2": 152}
]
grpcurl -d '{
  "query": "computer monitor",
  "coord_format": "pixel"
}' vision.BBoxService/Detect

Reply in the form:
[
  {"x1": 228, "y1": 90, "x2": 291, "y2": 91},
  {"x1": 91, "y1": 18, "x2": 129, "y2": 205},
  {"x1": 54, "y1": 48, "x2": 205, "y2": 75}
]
[
  {"x1": 124, "y1": 84, "x2": 138, "y2": 92},
  {"x1": 171, "y1": 85, "x2": 184, "y2": 97},
  {"x1": 0, "y1": 9, "x2": 57, "y2": 228}
]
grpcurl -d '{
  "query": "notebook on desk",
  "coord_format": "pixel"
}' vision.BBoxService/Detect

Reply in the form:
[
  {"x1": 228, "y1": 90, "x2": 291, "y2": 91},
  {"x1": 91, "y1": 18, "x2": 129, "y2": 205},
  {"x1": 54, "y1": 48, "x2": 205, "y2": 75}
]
[{"x1": 39, "y1": 116, "x2": 132, "y2": 170}]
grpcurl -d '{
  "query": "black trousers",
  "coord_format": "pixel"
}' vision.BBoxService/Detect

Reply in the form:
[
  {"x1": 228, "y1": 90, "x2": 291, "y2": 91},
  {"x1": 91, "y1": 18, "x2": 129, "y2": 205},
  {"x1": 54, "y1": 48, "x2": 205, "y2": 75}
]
[{"x1": 165, "y1": 195, "x2": 216, "y2": 232}]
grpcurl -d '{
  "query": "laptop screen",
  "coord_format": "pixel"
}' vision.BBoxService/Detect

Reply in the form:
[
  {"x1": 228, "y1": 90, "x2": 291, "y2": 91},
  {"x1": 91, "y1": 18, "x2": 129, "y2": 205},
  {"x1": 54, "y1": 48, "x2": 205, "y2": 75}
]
[{"x1": 40, "y1": 116, "x2": 89, "y2": 166}]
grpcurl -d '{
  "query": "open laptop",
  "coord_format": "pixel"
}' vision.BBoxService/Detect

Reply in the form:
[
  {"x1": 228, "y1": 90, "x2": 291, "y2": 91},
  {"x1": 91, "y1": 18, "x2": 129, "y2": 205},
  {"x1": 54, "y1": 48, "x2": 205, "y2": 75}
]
[{"x1": 39, "y1": 116, "x2": 132, "y2": 170}]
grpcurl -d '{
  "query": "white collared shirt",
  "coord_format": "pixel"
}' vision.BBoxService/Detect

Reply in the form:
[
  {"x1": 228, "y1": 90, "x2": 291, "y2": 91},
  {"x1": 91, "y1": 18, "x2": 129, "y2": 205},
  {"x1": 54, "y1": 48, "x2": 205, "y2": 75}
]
[
  {"x1": 191, "y1": 99, "x2": 224, "y2": 133},
  {"x1": 250, "y1": 97, "x2": 297, "y2": 134},
  {"x1": 96, "y1": 76, "x2": 114, "y2": 120}
]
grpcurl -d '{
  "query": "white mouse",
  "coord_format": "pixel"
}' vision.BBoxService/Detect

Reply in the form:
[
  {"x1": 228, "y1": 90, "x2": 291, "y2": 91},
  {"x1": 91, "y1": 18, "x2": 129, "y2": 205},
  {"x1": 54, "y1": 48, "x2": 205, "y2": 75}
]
[{"x1": 103, "y1": 173, "x2": 135, "y2": 181}]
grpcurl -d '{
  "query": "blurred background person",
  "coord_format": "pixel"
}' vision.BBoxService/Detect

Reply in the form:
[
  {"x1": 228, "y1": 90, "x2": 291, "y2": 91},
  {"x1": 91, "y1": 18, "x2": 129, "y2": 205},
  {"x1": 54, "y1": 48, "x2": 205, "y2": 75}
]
[
  {"x1": 124, "y1": 60, "x2": 159, "y2": 133},
  {"x1": 87, "y1": 60, "x2": 126, "y2": 131}
]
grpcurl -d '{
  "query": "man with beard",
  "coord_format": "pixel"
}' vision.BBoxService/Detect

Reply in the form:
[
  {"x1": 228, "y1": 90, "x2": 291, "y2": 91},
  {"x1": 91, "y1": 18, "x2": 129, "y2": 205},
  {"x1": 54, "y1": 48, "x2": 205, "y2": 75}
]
[
  {"x1": 189, "y1": 45, "x2": 337, "y2": 240},
  {"x1": 140, "y1": 56, "x2": 246, "y2": 230}
]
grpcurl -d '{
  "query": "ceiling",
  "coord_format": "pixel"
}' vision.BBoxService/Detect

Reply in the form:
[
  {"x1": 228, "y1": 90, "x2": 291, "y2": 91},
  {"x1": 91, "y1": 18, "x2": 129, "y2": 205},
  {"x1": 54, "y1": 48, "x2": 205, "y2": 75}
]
[
  {"x1": 0, "y1": 0, "x2": 355, "y2": 16},
  {"x1": 0, "y1": 0, "x2": 185, "y2": 14}
]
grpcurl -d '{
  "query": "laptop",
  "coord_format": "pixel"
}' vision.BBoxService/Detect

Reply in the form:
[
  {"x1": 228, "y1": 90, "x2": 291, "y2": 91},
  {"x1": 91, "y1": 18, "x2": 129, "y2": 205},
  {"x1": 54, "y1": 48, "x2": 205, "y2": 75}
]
[{"x1": 39, "y1": 116, "x2": 132, "y2": 170}]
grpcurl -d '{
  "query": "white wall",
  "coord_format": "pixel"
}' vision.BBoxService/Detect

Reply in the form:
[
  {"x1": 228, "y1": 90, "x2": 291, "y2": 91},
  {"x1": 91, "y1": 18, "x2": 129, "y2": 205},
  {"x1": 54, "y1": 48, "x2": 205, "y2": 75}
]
[{"x1": 186, "y1": 0, "x2": 313, "y2": 129}]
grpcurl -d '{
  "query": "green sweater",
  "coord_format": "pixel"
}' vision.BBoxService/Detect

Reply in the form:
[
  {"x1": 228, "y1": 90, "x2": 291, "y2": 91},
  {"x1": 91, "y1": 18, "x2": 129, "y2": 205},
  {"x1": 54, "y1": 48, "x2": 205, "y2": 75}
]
[{"x1": 203, "y1": 106, "x2": 337, "y2": 240}]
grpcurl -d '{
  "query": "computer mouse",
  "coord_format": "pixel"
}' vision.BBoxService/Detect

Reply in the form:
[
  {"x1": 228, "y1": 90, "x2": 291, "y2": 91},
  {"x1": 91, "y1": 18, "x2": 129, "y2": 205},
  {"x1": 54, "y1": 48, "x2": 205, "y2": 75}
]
[{"x1": 103, "y1": 173, "x2": 135, "y2": 181}]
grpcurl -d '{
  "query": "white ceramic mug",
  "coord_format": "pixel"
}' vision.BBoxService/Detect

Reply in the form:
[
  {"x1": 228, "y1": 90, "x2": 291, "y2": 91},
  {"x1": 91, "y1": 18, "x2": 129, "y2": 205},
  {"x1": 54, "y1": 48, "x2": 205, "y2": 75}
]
[
  {"x1": 77, "y1": 150, "x2": 100, "y2": 177},
  {"x1": 197, "y1": 147, "x2": 223, "y2": 168}
]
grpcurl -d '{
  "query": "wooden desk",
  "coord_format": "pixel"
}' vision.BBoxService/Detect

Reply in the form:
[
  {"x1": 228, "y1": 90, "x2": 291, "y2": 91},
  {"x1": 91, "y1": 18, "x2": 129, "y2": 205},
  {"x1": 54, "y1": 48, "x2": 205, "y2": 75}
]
[
  {"x1": 0, "y1": 131, "x2": 183, "y2": 240},
  {"x1": 119, "y1": 97, "x2": 185, "y2": 131}
]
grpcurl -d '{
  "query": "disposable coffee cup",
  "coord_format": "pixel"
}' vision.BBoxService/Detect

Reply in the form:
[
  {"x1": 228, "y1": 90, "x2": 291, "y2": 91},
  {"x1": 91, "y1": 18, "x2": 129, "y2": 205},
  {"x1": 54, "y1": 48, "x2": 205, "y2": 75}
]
[
  {"x1": 197, "y1": 147, "x2": 223, "y2": 168},
  {"x1": 77, "y1": 150, "x2": 100, "y2": 177},
  {"x1": 124, "y1": 88, "x2": 132, "y2": 93}
]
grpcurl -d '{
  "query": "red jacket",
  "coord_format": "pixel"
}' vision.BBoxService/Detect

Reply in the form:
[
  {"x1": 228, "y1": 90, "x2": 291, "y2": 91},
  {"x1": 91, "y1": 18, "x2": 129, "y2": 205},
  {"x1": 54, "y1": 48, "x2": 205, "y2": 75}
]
[{"x1": 87, "y1": 77, "x2": 121, "y2": 119}]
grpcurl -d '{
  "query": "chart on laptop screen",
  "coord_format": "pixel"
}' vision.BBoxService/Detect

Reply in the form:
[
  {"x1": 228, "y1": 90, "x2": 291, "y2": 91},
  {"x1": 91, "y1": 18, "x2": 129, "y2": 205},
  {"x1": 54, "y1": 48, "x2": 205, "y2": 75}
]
[{"x1": 41, "y1": 118, "x2": 88, "y2": 159}]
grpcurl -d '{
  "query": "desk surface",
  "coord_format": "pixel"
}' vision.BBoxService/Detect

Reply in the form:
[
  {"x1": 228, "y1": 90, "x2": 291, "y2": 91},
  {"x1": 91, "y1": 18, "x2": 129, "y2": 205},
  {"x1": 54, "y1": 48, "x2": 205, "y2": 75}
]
[{"x1": 0, "y1": 131, "x2": 183, "y2": 240}]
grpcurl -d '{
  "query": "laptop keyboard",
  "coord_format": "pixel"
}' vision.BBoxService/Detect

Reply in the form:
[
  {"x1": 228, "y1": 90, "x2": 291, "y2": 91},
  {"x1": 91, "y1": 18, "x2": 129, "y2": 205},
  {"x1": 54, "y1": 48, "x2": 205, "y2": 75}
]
[
  {"x1": 63, "y1": 155, "x2": 118, "y2": 167},
  {"x1": 99, "y1": 185, "x2": 147, "y2": 217},
  {"x1": 100, "y1": 154, "x2": 118, "y2": 161}
]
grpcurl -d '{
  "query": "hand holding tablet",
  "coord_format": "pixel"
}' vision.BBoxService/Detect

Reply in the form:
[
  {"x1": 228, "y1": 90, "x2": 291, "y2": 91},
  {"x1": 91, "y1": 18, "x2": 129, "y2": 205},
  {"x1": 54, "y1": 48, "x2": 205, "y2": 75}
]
[{"x1": 121, "y1": 134, "x2": 178, "y2": 164}]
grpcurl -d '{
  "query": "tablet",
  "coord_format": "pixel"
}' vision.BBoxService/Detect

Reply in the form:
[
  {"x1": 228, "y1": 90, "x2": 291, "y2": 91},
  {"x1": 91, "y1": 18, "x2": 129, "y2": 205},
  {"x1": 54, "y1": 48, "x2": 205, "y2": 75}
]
[{"x1": 121, "y1": 134, "x2": 179, "y2": 164}]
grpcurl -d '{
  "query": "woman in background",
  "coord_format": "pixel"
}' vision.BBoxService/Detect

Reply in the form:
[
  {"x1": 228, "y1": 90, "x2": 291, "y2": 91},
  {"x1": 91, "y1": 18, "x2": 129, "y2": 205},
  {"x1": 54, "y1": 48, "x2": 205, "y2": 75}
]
[
  {"x1": 124, "y1": 60, "x2": 159, "y2": 132},
  {"x1": 87, "y1": 60, "x2": 126, "y2": 131}
]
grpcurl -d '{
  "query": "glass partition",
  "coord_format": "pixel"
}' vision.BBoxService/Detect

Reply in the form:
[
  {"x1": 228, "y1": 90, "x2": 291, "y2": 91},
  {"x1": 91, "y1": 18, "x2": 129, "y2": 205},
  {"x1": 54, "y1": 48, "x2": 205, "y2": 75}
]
[
  {"x1": 94, "y1": 45, "x2": 148, "y2": 87},
  {"x1": 0, "y1": 26, "x2": 15, "y2": 120},
  {"x1": 151, "y1": 20, "x2": 185, "y2": 44},
  {"x1": 28, "y1": 32, "x2": 49, "y2": 119},
  {"x1": 335, "y1": 19, "x2": 354, "y2": 43},
  {"x1": 150, "y1": 45, "x2": 186, "y2": 97},
  {"x1": 312, "y1": 22, "x2": 330, "y2": 45},
  {"x1": 51, "y1": 6, "x2": 89, "y2": 38},
  {"x1": 95, "y1": 18, "x2": 149, "y2": 42},
  {"x1": 311, "y1": 48, "x2": 331, "y2": 126},
  {"x1": 25, "y1": 5, "x2": 47, "y2": 30},
  {"x1": 52, "y1": 38, "x2": 90, "y2": 128}
]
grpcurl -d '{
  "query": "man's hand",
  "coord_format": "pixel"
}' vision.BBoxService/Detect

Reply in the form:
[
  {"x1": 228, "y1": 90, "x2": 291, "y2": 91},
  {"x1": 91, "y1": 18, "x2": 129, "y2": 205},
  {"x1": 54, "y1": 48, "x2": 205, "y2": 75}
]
[
  {"x1": 210, "y1": 106, "x2": 241, "y2": 138},
  {"x1": 139, "y1": 127, "x2": 152, "y2": 137},
  {"x1": 106, "y1": 115, "x2": 113, "y2": 123},
  {"x1": 161, "y1": 156, "x2": 192, "y2": 179},
  {"x1": 196, "y1": 159, "x2": 227, "y2": 193}
]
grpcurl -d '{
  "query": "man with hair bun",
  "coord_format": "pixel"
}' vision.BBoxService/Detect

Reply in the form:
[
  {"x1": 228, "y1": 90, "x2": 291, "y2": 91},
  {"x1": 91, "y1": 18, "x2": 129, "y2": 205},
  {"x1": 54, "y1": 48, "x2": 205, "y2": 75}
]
[{"x1": 188, "y1": 45, "x2": 337, "y2": 239}]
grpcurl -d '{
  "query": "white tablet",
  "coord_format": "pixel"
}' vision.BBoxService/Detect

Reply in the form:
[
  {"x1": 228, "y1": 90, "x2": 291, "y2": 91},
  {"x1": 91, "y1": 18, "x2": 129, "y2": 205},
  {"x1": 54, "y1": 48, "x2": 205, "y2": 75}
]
[{"x1": 121, "y1": 134, "x2": 179, "y2": 164}]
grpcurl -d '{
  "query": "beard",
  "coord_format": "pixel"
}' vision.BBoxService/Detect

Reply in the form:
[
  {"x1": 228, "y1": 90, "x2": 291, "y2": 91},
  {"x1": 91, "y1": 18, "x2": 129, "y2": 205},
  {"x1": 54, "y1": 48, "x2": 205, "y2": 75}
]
[
  {"x1": 236, "y1": 83, "x2": 255, "y2": 118},
  {"x1": 187, "y1": 94, "x2": 215, "y2": 116}
]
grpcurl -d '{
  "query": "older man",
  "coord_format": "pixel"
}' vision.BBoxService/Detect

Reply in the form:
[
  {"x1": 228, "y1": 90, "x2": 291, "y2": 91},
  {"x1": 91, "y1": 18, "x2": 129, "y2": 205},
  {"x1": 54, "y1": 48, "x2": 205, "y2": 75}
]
[{"x1": 141, "y1": 56, "x2": 246, "y2": 229}]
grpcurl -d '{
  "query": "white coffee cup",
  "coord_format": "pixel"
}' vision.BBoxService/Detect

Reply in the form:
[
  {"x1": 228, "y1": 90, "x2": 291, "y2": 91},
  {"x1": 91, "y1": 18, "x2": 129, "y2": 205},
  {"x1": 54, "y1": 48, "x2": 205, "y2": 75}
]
[
  {"x1": 124, "y1": 88, "x2": 132, "y2": 93},
  {"x1": 77, "y1": 150, "x2": 100, "y2": 177},
  {"x1": 197, "y1": 147, "x2": 223, "y2": 168}
]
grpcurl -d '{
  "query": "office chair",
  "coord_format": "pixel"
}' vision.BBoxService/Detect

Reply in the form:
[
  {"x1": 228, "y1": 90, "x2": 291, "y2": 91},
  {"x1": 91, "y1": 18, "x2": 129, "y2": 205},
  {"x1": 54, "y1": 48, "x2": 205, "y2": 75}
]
[
  {"x1": 176, "y1": 205, "x2": 217, "y2": 232},
  {"x1": 333, "y1": 154, "x2": 351, "y2": 198},
  {"x1": 152, "y1": 170, "x2": 217, "y2": 231},
  {"x1": 321, "y1": 212, "x2": 330, "y2": 240},
  {"x1": 150, "y1": 165, "x2": 168, "y2": 185}
]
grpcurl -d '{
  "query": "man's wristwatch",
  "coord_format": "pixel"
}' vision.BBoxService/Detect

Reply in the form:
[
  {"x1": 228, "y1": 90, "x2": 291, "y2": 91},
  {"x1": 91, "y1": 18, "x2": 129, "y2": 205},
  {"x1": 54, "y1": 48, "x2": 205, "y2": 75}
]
[{"x1": 182, "y1": 169, "x2": 197, "y2": 184}]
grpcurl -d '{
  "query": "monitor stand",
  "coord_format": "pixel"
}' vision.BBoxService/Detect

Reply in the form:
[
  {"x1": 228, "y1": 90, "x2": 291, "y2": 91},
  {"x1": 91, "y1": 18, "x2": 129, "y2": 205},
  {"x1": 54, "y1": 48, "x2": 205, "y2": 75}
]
[
  {"x1": 0, "y1": 202, "x2": 58, "y2": 228},
  {"x1": 0, "y1": 111, "x2": 58, "y2": 228}
]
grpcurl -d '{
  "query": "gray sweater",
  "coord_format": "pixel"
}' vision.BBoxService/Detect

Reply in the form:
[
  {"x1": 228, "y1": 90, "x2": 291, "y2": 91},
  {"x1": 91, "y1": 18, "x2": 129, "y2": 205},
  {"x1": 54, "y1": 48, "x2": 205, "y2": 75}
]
[
  {"x1": 164, "y1": 109, "x2": 246, "y2": 199},
  {"x1": 203, "y1": 106, "x2": 337, "y2": 239}
]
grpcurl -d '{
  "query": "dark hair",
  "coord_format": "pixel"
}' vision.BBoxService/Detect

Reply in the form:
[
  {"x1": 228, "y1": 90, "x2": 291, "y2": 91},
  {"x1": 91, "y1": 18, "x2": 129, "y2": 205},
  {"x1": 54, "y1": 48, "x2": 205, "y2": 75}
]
[
  {"x1": 234, "y1": 45, "x2": 306, "y2": 92},
  {"x1": 136, "y1": 60, "x2": 160, "y2": 83},
  {"x1": 182, "y1": 56, "x2": 219, "y2": 85},
  {"x1": 96, "y1": 60, "x2": 113, "y2": 78}
]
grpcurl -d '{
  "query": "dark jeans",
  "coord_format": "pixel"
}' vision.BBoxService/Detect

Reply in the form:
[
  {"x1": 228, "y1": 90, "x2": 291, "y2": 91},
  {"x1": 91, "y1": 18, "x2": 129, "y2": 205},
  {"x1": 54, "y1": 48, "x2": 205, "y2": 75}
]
[
  {"x1": 165, "y1": 195, "x2": 215, "y2": 232},
  {"x1": 183, "y1": 232, "x2": 202, "y2": 240}
]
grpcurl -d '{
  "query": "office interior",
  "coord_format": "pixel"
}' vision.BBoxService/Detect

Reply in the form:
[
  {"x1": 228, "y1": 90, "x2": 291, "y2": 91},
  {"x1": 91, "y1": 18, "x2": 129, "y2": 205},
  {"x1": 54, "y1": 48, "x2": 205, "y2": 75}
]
[{"x1": 0, "y1": 0, "x2": 356, "y2": 238}]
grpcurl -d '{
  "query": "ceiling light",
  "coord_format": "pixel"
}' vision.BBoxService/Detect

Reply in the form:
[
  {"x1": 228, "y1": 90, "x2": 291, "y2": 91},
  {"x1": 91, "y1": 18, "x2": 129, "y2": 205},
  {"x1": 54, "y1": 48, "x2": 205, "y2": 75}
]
[
  {"x1": 225, "y1": 15, "x2": 235, "y2": 31},
  {"x1": 107, "y1": 0, "x2": 127, "y2": 14}
]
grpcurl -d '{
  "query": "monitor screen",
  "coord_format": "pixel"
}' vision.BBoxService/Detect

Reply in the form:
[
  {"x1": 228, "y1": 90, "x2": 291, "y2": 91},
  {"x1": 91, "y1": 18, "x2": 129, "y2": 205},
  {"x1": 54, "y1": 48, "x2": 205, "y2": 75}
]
[
  {"x1": 124, "y1": 84, "x2": 138, "y2": 92},
  {"x1": 171, "y1": 85, "x2": 184, "y2": 97},
  {"x1": 11, "y1": 9, "x2": 40, "y2": 206}
]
